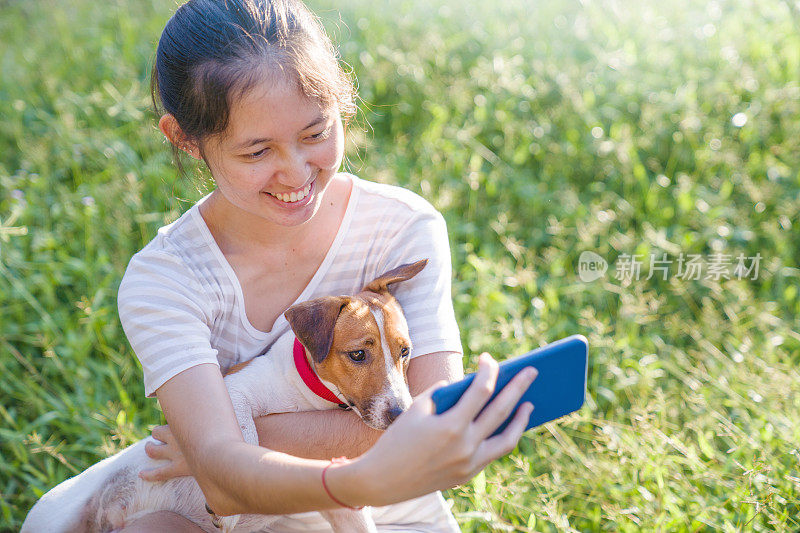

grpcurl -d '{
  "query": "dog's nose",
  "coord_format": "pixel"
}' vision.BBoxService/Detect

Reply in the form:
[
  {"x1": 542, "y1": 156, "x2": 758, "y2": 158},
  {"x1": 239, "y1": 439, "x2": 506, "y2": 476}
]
[{"x1": 385, "y1": 406, "x2": 405, "y2": 425}]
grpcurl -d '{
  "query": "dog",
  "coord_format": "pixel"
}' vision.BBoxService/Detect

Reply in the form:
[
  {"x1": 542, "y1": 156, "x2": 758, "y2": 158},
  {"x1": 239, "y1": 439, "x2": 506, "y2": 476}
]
[{"x1": 22, "y1": 259, "x2": 453, "y2": 533}]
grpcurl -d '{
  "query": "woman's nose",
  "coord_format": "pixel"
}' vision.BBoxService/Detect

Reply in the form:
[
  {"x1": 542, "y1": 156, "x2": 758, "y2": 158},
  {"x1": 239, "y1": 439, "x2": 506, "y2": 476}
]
[{"x1": 276, "y1": 149, "x2": 311, "y2": 188}]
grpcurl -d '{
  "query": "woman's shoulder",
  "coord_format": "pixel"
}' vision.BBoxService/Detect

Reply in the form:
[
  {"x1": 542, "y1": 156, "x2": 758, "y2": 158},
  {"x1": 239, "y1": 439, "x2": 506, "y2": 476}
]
[
  {"x1": 346, "y1": 173, "x2": 441, "y2": 218},
  {"x1": 120, "y1": 197, "x2": 215, "y2": 289}
]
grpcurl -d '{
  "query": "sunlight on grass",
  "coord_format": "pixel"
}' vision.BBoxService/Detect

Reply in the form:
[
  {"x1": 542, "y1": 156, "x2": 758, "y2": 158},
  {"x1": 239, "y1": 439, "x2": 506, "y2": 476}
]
[{"x1": 2, "y1": 0, "x2": 799, "y2": 530}]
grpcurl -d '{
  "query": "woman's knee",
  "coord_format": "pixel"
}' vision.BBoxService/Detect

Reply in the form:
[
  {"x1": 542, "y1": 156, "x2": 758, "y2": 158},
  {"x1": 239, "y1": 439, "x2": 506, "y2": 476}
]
[{"x1": 118, "y1": 511, "x2": 204, "y2": 532}]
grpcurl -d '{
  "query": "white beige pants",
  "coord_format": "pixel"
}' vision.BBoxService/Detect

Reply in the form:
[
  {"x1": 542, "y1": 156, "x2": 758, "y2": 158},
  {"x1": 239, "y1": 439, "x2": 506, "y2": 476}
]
[{"x1": 260, "y1": 492, "x2": 460, "y2": 532}]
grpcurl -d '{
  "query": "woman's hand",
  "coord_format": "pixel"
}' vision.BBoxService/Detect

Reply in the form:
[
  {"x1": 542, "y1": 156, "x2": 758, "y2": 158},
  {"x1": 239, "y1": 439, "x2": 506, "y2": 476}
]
[
  {"x1": 140, "y1": 425, "x2": 191, "y2": 481},
  {"x1": 139, "y1": 351, "x2": 462, "y2": 482},
  {"x1": 326, "y1": 352, "x2": 536, "y2": 508}
]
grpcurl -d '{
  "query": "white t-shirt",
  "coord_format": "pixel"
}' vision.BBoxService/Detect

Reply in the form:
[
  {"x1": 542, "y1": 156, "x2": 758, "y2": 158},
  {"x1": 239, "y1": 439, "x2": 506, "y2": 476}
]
[{"x1": 118, "y1": 173, "x2": 462, "y2": 397}]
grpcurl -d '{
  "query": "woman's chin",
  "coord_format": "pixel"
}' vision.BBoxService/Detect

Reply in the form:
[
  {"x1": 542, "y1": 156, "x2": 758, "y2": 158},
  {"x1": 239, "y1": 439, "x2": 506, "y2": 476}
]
[{"x1": 259, "y1": 194, "x2": 323, "y2": 227}]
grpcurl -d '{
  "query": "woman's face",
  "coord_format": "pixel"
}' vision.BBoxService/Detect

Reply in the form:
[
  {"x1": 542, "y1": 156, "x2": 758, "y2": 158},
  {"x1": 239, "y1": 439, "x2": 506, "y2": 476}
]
[{"x1": 200, "y1": 73, "x2": 345, "y2": 228}]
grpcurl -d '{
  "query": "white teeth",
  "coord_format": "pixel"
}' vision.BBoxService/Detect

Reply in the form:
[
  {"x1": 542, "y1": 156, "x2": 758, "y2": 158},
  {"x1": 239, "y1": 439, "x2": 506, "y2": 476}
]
[{"x1": 269, "y1": 183, "x2": 311, "y2": 203}]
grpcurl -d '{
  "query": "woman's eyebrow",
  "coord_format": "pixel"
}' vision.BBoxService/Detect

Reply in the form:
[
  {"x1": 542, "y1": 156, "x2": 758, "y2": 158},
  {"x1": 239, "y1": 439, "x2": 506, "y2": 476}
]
[
  {"x1": 233, "y1": 115, "x2": 329, "y2": 151},
  {"x1": 302, "y1": 115, "x2": 328, "y2": 130}
]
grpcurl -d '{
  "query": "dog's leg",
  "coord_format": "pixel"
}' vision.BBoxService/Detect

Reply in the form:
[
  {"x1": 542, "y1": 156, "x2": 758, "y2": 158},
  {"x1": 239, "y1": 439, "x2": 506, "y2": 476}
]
[
  {"x1": 234, "y1": 409, "x2": 259, "y2": 446},
  {"x1": 228, "y1": 388, "x2": 260, "y2": 446},
  {"x1": 320, "y1": 508, "x2": 378, "y2": 533}
]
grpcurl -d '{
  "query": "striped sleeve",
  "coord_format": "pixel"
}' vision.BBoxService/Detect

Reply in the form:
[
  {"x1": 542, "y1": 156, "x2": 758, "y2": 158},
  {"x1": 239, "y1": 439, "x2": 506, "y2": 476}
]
[
  {"x1": 375, "y1": 209, "x2": 463, "y2": 359},
  {"x1": 117, "y1": 249, "x2": 220, "y2": 397}
]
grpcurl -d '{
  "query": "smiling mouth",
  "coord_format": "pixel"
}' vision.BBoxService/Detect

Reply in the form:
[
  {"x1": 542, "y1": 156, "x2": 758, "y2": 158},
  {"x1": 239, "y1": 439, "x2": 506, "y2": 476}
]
[{"x1": 266, "y1": 182, "x2": 313, "y2": 204}]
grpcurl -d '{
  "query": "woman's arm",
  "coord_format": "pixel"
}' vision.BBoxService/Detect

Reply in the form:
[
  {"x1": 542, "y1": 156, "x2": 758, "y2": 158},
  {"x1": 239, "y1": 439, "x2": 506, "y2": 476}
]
[
  {"x1": 407, "y1": 351, "x2": 464, "y2": 396},
  {"x1": 142, "y1": 351, "x2": 464, "y2": 476},
  {"x1": 152, "y1": 354, "x2": 534, "y2": 515},
  {"x1": 155, "y1": 363, "x2": 355, "y2": 515},
  {"x1": 251, "y1": 351, "x2": 464, "y2": 459}
]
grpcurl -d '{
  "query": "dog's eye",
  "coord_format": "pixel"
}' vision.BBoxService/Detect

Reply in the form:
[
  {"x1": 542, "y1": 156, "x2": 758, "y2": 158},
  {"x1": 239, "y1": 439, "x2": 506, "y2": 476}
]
[
  {"x1": 348, "y1": 350, "x2": 366, "y2": 362},
  {"x1": 400, "y1": 347, "x2": 410, "y2": 358}
]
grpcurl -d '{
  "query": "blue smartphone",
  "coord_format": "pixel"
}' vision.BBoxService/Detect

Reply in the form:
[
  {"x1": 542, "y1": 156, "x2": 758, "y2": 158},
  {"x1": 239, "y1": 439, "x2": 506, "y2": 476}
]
[{"x1": 431, "y1": 335, "x2": 588, "y2": 436}]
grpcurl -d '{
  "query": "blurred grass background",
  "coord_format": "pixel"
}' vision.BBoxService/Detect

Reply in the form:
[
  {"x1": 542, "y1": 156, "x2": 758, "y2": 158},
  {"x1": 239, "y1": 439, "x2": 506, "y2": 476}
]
[{"x1": 2, "y1": 0, "x2": 799, "y2": 530}]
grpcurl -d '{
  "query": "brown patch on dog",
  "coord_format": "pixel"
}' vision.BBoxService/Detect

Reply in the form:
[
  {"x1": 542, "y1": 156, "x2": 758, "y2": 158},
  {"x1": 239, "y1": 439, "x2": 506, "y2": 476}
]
[
  {"x1": 316, "y1": 299, "x2": 383, "y2": 407},
  {"x1": 285, "y1": 296, "x2": 351, "y2": 364},
  {"x1": 361, "y1": 259, "x2": 427, "y2": 294},
  {"x1": 313, "y1": 289, "x2": 412, "y2": 417},
  {"x1": 224, "y1": 359, "x2": 253, "y2": 377},
  {"x1": 284, "y1": 260, "x2": 425, "y2": 422}
]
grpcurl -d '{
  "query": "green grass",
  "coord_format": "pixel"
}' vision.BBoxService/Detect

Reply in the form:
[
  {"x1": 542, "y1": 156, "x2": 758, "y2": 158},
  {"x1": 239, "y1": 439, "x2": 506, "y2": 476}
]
[{"x1": 2, "y1": 0, "x2": 799, "y2": 530}]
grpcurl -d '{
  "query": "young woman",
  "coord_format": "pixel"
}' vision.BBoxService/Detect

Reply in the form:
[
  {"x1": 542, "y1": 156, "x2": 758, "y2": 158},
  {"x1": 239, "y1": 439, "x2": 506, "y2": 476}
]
[{"x1": 117, "y1": 0, "x2": 536, "y2": 530}]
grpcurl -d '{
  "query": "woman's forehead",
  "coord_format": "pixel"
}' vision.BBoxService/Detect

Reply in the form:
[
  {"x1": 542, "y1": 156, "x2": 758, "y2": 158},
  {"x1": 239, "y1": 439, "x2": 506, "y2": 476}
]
[{"x1": 223, "y1": 72, "x2": 335, "y2": 146}]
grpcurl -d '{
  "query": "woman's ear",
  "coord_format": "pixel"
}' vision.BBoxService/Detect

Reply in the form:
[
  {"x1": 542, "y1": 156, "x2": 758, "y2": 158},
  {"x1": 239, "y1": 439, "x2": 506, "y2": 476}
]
[{"x1": 158, "y1": 114, "x2": 202, "y2": 160}]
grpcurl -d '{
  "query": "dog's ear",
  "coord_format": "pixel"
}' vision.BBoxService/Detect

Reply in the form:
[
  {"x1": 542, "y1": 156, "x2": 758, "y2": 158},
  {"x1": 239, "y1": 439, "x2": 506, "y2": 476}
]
[
  {"x1": 284, "y1": 296, "x2": 351, "y2": 365},
  {"x1": 362, "y1": 259, "x2": 428, "y2": 294}
]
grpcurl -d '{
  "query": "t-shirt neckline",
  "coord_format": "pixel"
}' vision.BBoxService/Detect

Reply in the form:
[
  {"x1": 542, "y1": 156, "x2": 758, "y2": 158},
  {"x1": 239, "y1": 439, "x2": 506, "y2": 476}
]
[{"x1": 189, "y1": 173, "x2": 360, "y2": 339}]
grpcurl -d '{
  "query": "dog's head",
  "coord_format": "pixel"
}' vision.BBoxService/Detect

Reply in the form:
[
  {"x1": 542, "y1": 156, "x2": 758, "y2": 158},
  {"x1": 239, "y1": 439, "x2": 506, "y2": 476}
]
[{"x1": 284, "y1": 259, "x2": 427, "y2": 429}]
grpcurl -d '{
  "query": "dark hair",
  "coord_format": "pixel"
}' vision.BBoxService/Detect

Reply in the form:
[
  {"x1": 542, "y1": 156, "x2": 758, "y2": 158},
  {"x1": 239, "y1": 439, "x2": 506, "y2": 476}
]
[{"x1": 150, "y1": 0, "x2": 356, "y2": 169}]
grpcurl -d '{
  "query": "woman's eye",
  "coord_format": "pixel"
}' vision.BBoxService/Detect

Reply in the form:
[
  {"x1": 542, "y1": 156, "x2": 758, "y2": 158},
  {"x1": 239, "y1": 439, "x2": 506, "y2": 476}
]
[
  {"x1": 308, "y1": 128, "x2": 330, "y2": 141},
  {"x1": 400, "y1": 347, "x2": 410, "y2": 358},
  {"x1": 348, "y1": 350, "x2": 366, "y2": 362},
  {"x1": 248, "y1": 148, "x2": 269, "y2": 159}
]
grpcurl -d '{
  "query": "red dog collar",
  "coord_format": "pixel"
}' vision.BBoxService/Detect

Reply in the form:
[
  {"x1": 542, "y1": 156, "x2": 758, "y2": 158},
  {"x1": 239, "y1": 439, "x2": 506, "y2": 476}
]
[{"x1": 293, "y1": 337, "x2": 349, "y2": 408}]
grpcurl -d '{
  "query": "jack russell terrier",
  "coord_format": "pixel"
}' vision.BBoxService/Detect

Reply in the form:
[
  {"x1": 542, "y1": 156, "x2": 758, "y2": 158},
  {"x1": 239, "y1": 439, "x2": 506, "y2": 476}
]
[{"x1": 22, "y1": 259, "x2": 459, "y2": 533}]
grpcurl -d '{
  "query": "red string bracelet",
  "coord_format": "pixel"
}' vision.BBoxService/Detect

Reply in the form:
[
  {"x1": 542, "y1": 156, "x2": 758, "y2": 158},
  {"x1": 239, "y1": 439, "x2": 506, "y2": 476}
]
[{"x1": 321, "y1": 456, "x2": 363, "y2": 510}]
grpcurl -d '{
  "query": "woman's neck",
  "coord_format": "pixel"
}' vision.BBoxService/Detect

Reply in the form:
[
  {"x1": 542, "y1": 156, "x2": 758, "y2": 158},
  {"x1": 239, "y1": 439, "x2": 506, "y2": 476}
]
[{"x1": 198, "y1": 174, "x2": 351, "y2": 258}]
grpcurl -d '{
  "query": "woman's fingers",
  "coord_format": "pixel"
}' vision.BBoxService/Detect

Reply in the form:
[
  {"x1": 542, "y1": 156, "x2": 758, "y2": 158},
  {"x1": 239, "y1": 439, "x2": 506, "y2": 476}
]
[
  {"x1": 361, "y1": 356, "x2": 536, "y2": 505},
  {"x1": 140, "y1": 424, "x2": 192, "y2": 481},
  {"x1": 479, "y1": 401, "x2": 534, "y2": 460},
  {"x1": 473, "y1": 366, "x2": 537, "y2": 440},
  {"x1": 145, "y1": 439, "x2": 170, "y2": 460},
  {"x1": 139, "y1": 462, "x2": 187, "y2": 482},
  {"x1": 447, "y1": 353, "x2": 499, "y2": 421},
  {"x1": 139, "y1": 464, "x2": 167, "y2": 482},
  {"x1": 151, "y1": 424, "x2": 173, "y2": 443}
]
